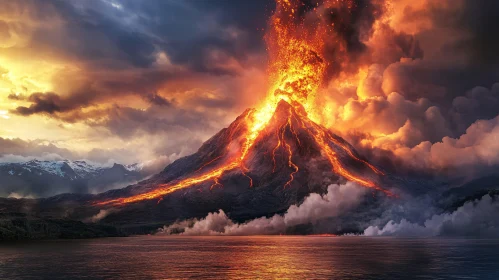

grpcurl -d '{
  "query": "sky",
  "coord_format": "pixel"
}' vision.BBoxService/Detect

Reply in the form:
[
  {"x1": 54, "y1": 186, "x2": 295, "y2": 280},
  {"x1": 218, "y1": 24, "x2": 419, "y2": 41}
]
[{"x1": 1, "y1": 0, "x2": 498, "y2": 178}]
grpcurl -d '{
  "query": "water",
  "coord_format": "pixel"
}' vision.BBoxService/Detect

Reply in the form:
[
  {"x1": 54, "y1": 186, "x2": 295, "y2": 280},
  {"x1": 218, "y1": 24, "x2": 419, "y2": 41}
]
[{"x1": 1, "y1": 236, "x2": 498, "y2": 279}]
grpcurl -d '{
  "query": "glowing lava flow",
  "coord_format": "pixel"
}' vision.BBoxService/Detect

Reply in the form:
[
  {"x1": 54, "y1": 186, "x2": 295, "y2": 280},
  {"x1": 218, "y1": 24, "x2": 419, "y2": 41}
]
[
  {"x1": 270, "y1": 106, "x2": 300, "y2": 188},
  {"x1": 95, "y1": 111, "x2": 257, "y2": 206},
  {"x1": 95, "y1": 0, "x2": 393, "y2": 206}
]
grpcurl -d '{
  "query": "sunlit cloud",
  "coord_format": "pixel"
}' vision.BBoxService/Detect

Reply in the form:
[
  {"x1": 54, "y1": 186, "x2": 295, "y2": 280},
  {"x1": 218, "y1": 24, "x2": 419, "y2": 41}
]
[{"x1": 0, "y1": 110, "x2": 9, "y2": 119}]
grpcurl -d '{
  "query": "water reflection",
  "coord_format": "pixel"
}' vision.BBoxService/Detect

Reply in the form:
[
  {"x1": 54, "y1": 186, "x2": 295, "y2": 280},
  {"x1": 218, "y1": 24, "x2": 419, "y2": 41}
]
[{"x1": 1, "y1": 236, "x2": 499, "y2": 279}]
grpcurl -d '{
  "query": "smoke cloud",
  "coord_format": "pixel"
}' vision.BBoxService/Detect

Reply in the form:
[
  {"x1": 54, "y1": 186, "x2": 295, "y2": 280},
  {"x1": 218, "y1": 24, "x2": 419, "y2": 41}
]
[
  {"x1": 392, "y1": 115, "x2": 499, "y2": 175},
  {"x1": 159, "y1": 182, "x2": 367, "y2": 235},
  {"x1": 364, "y1": 194, "x2": 499, "y2": 237},
  {"x1": 85, "y1": 209, "x2": 118, "y2": 223},
  {"x1": 281, "y1": 0, "x2": 499, "y2": 180}
]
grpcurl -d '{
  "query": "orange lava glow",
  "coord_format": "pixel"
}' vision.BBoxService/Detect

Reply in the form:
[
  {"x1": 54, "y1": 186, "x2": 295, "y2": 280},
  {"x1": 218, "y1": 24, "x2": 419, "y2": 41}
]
[{"x1": 95, "y1": 0, "x2": 392, "y2": 206}]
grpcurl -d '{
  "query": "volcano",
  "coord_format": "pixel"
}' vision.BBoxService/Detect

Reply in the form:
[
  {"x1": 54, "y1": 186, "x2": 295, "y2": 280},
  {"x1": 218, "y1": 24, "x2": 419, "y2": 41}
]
[
  {"x1": 98, "y1": 99, "x2": 389, "y2": 203},
  {"x1": 39, "y1": 99, "x2": 391, "y2": 231},
  {"x1": 0, "y1": 93, "x2": 397, "y2": 237}
]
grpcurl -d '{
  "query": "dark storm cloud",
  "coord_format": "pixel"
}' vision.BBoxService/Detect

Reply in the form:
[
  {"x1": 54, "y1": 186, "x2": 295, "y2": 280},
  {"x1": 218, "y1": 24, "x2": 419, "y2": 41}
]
[
  {"x1": 453, "y1": 1, "x2": 499, "y2": 65},
  {"x1": 389, "y1": 0, "x2": 499, "y2": 104},
  {"x1": 43, "y1": 0, "x2": 272, "y2": 73},
  {"x1": 119, "y1": 0, "x2": 273, "y2": 73},
  {"x1": 450, "y1": 84, "x2": 499, "y2": 133},
  {"x1": 12, "y1": 92, "x2": 66, "y2": 116},
  {"x1": 142, "y1": 92, "x2": 172, "y2": 107},
  {"x1": 4, "y1": 0, "x2": 271, "y2": 122},
  {"x1": 3, "y1": 0, "x2": 158, "y2": 69},
  {"x1": 9, "y1": 89, "x2": 98, "y2": 118}
]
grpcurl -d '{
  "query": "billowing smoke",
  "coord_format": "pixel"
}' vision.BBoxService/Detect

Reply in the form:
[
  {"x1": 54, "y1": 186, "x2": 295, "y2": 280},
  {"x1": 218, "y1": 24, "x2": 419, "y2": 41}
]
[
  {"x1": 388, "y1": 115, "x2": 499, "y2": 177},
  {"x1": 85, "y1": 209, "x2": 118, "y2": 223},
  {"x1": 262, "y1": 0, "x2": 496, "y2": 181},
  {"x1": 364, "y1": 194, "x2": 499, "y2": 237},
  {"x1": 159, "y1": 182, "x2": 367, "y2": 235},
  {"x1": 282, "y1": 0, "x2": 420, "y2": 80}
]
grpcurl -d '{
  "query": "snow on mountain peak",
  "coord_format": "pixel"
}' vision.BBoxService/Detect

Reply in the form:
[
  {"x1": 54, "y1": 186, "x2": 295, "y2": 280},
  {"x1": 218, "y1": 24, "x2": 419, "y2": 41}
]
[
  {"x1": 25, "y1": 160, "x2": 68, "y2": 177},
  {"x1": 124, "y1": 163, "x2": 144, "y2": 172},
  {"x1": 0, "y1": 159, "x2": 144, "y2": 179}
]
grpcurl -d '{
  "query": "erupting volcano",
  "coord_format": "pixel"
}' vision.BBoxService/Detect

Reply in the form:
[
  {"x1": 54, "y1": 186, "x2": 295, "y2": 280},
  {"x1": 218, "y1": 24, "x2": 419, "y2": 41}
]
[{"x1": 95, "y1": 0, "x2": 393, "y2": 208}]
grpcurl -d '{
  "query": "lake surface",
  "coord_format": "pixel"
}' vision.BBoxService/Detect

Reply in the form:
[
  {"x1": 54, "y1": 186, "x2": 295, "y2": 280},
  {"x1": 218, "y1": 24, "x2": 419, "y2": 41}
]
[{"x1": 1, "y1": 236, "x2": 498, "y2": 279}]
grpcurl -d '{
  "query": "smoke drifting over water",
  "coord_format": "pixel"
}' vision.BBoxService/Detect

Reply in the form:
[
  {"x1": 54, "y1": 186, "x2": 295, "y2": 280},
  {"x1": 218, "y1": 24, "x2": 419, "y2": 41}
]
[
  {"x1": 159, "y1": 182, "x2": 366, "y2": 235},
  {"x1": 364, "y1": 194, "x2": 499, "y2": 237}
]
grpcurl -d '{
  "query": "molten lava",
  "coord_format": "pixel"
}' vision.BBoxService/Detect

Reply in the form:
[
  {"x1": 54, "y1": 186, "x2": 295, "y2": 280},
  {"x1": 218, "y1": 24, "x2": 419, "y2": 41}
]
[{"x1": 95, "y1": 0, "x2": 393, "y2": 206}]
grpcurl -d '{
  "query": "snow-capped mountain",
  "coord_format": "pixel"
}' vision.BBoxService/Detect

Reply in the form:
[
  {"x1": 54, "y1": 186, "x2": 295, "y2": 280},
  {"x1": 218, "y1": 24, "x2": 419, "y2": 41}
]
[
  {"x1": 0, "y1": 160, "x2": 147, "y2": 198},
  {"x1": 124, "y1": 163, "x2": 144, "y2": 173}
]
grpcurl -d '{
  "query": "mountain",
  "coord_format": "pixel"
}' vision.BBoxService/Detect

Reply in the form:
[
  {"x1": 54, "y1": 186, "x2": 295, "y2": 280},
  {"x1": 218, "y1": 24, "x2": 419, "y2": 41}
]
[
  {"x1": 1, "y1": 100, "x2": 408, "y2": 237},
  {"x1": 0, "y1": 160, "x2": 147, "y2": 198},
  {"x1": 32, "y1": 101, "x2": 395, "y2": 229}
]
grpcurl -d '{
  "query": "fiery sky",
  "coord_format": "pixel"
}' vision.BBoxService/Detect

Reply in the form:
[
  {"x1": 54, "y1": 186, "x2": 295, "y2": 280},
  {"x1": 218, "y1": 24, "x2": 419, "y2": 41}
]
[{"x1": 1, "y1": 0, "x2": 498, "y2": 178}]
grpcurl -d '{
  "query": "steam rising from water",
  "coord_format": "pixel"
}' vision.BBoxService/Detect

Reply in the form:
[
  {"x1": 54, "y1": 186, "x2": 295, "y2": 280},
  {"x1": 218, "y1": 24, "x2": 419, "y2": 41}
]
[{"x1": 159, "y1": 182, "x2": 366, "y2": 235}]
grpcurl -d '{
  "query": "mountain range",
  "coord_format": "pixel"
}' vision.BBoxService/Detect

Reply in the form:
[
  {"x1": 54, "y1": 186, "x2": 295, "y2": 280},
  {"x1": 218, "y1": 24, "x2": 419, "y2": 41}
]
[{"x1": 0, "y1": 160, "x2": 146, "y2": 198}]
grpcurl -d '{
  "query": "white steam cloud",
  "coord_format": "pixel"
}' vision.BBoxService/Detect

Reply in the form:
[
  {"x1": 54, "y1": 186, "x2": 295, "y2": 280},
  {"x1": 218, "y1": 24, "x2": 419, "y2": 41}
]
[
  {"x1": 159, "y1": 182, "x2": 367, "y2": 236},
  {"x1": 364, "y1": 194, "x2": 499, "y2": 237},
  {"x1": 85, "y1": 209, "x2": 117, "y2": 223}
]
